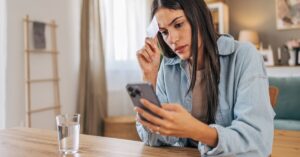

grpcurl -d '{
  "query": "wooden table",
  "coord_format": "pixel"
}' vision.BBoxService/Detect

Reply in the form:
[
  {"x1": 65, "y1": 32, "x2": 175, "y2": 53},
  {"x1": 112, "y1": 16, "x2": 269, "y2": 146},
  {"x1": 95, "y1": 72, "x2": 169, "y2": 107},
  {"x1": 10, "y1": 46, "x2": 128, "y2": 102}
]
[
  {"x1": 0, "y1": 128, "x2": 199, "y2": 157},
  {"x1": 272, "y1": 130, "x2": 300, "y2": 157},
  {"x1": 0, "y1": 128, "x2": 299, "y2": 157}
]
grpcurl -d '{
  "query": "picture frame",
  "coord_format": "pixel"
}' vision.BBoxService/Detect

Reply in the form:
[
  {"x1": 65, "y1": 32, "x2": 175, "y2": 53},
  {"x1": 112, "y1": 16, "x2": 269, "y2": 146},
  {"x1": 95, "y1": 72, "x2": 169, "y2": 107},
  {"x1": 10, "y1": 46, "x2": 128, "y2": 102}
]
[
  {"x1": 275, "y1": 0, "x2": 300, "y2": 30},
  {"x1": 259, "y1": 46, "x2": 274, "y2": 66}
]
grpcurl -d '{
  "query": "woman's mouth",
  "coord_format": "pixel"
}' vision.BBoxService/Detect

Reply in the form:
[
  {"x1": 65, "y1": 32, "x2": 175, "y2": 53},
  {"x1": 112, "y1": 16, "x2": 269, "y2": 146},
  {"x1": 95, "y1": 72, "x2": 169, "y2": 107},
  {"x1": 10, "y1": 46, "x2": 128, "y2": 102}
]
[{"x1": 175, "y1": 45, "x2": 187, "y2": 54}]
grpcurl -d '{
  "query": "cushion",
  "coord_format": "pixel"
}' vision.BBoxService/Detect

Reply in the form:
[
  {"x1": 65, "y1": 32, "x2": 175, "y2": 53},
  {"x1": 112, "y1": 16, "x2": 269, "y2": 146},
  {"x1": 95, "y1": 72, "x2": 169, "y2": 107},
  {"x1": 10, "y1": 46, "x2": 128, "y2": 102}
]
[
  {"x1": 269, "y1": 77, "x2": 300, "y2": 120},
  {"x1": 274, "y1": 119, "x2": 300, "y2": 131}
]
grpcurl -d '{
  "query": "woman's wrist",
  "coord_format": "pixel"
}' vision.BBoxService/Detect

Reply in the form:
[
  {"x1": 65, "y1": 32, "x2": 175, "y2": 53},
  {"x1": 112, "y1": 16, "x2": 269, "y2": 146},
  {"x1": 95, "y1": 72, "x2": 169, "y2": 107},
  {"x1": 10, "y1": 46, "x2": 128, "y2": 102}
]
[
  {"x1": 143, "y1": 71, "x2": 158, "y2": 87},
  {"x1": 189, "y1": 119, "x2": 218, "y2": 148}
]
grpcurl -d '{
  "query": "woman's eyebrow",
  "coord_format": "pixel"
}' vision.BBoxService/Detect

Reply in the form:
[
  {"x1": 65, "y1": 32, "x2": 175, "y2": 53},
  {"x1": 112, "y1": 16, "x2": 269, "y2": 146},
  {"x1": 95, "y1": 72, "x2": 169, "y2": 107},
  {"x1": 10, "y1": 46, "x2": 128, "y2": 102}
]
[{"x1": 159, "y1": 16, "x2": 183, "y2": 30}]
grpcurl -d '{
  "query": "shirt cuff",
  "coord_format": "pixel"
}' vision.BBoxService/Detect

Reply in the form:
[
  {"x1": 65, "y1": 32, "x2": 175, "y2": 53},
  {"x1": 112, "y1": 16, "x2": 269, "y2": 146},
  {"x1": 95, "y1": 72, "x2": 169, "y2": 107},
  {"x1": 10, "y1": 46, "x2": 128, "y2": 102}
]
[{"x1": 198, "y1": 124, "x2": 225, "y2": 156}]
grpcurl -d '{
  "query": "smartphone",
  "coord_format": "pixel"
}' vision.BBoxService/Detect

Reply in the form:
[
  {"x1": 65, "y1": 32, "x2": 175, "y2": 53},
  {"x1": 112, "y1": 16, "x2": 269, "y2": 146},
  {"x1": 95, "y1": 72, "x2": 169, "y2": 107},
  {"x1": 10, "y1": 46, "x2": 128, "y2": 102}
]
[{"x1": 126, "y1": 83, "x2": 162, "y2": 120}]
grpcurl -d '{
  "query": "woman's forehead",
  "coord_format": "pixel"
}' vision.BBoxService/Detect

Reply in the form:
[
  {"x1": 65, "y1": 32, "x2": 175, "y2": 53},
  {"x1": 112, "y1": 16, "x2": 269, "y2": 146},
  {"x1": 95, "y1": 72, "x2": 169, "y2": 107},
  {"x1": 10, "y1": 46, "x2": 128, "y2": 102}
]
[{"x1": 155, "y1": 8, "x2": 185, "y2": 28}]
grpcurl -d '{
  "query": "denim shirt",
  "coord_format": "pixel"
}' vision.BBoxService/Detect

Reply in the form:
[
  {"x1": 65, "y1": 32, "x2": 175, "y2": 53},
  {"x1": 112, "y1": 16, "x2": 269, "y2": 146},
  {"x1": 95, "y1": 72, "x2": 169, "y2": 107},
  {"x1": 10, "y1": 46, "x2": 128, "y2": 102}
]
[{"x1": 136, "y1": 34, "x2": 275, "y2": 157}]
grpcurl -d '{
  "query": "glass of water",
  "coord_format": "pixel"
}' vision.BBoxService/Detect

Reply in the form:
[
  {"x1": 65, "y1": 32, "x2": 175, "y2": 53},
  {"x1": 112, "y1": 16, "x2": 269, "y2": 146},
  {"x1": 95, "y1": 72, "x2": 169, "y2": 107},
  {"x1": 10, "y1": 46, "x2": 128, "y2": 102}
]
[{"x1": 56, "y1": 114, "x2": 80, "y2": 154}]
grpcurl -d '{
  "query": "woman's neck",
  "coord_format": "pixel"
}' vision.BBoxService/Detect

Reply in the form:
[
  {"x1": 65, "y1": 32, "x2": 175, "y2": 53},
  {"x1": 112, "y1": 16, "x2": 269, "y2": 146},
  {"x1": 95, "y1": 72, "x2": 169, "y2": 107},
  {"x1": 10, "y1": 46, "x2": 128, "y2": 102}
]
[{"x1": 189, "y1": 50, "x2": 204, "y2": 70}]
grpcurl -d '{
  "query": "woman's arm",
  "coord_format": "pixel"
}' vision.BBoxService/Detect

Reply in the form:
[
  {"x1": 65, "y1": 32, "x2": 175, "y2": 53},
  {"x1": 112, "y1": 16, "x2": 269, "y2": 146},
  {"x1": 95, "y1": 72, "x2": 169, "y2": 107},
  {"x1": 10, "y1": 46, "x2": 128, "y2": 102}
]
[
  {"x1": 136, "y1": 99, "x2": 218, "y2": 147},
  {"x1": 197, "y1": 44, "x2": 275, "y2": 156},
  {"x1": 136, "y1": 58, "x2": 183, "y2": 146},
  {"x1": 136, "y1": 38, "x2": 161, "y2": 88}
]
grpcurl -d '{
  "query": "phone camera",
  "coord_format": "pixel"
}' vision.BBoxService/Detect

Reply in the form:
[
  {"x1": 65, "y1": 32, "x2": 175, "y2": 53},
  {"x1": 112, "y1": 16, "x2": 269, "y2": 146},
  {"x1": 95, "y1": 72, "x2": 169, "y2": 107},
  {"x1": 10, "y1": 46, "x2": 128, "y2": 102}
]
[
  {"x1": 130, "y1": 92, "x2": 136, "y2": 97},
  {"x1": 127, "y1": 86, "x2": 134, "y2": 92},
  {"x1": 134, "y1": 89, "x2": 141, "y2": 95},
  {"x1": 128, "y1": 88, "x2": 141, "y2": 98}
]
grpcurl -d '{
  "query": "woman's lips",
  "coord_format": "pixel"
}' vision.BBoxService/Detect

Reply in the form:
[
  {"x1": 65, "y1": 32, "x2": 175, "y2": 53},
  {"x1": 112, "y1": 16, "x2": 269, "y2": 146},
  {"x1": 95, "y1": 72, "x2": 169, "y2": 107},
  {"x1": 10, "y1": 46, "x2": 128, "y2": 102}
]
[{"x1": 175, "y1": 45, "x2": 187, "y2": 53}]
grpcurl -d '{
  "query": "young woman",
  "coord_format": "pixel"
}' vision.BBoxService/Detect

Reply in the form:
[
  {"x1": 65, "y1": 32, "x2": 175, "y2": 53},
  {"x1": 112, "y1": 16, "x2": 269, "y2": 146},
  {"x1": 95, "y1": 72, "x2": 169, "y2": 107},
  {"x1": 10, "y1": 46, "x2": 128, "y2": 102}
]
[{"x1": 135, "y1": 0, "x2": 275, "y2": 156}]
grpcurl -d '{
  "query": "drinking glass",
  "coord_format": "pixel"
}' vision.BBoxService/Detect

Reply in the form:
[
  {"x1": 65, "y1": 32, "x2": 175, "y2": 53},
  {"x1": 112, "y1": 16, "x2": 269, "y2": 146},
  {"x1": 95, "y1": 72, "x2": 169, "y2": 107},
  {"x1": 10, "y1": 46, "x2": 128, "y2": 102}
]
[{"x1": 56, "y1": 114, "x2": 80, "y2": 154}]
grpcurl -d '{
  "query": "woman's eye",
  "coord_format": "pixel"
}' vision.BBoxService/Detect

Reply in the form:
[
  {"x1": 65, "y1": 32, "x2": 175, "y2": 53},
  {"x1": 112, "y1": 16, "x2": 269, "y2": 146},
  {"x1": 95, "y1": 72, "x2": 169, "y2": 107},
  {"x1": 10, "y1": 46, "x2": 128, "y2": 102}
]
[
  {"x1": 161, "y1": 31, "x2": 168, "y2": 36},
  {"x1": 174, "y1": 22, "x2": 183, "y2": 29}
]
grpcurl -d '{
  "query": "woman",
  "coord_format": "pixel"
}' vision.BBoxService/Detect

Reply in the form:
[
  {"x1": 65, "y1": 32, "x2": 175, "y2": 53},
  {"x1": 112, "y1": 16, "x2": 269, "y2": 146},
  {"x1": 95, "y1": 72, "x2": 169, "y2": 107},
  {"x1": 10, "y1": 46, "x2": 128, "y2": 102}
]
[{"x1": 135, "y1": 0, "x2": 275, "y2": 156}]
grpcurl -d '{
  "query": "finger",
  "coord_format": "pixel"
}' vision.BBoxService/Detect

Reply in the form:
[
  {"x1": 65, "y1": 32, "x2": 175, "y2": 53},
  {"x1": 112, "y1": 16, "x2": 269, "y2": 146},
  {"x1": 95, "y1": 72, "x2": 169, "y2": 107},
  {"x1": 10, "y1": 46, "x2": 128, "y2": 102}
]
[
  {"x1": 140, "y1": 99, "x2": 174, "y2": 121},
  {"x1": 137, "y1": 49, "x2": 151, "y2": 63},
  {"x1": 157, "y1": 128, "x2": 184, "y2": 137},
  {"x1": 135, "y1": 113, "x2": 141, "y2": 121},
  {"x1": 136, "y1": 115, "x2": 159, "y2": 132},
  {"x1": 144, "y1": 44, "x2": 155, "y2": 56},
  {"x1": 151, "y1": 37, "x2": 159, "y2": 52},
  {"x1": 161, "y1": 104, "x2": 180, "y2": 111},
  {"x1": 155, "y1": 127, "x2": 173, "y2": 136},
  {"x1": 154, "y1": 36, "x2": 158, "y2": 45},
  {"x1": 145, "y1": 39, "x2": 156, "y2": 52},
  {"x1": 146, "y1": 38, "x2": 159, "y2": 53},
  {"x1": 144, "y1": 45, "x2": 154, "y2": 60},
  {"x1": 135, "y1": 106, "x2": 166, "y2": 127}
]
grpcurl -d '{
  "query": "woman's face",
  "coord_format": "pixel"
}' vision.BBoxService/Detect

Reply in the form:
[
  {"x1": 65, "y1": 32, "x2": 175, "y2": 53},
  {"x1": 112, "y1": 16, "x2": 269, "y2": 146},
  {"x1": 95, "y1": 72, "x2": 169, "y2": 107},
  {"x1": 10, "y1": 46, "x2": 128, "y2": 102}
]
[{"x1": 155, "y1": 8, "x2": 193, "y2": 60}]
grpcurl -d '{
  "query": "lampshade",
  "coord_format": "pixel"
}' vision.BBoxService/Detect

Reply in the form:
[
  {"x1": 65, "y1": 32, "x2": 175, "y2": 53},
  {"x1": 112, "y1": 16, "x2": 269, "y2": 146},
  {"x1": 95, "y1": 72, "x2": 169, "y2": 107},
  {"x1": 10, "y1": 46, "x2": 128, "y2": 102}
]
[{"x1": 238, "y1": 30, "x2": 260, "y2": 49}]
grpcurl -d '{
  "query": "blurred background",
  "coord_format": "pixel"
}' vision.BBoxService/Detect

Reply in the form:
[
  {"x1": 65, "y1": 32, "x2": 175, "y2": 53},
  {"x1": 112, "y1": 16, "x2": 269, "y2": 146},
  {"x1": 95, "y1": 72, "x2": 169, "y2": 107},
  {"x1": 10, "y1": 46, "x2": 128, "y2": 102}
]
[{"x1": 0, "y1": 0, "x2": 300, "y2": 140}]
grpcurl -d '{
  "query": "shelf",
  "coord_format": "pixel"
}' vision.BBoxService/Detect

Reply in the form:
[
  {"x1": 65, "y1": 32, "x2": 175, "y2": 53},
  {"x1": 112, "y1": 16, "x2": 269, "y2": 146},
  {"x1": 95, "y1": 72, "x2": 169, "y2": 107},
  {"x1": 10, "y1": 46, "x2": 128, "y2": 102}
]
[
  {"x1": 23, "y1": 19, "x2": 57, "y2": 27},
  {"x1": 266, "y1": 66, "x2": 300, "y2": 77},
  {"x1": 26, "y1": 78, "x2": 60, "y2": 83},
  {"x1": 27, "y1": 105, "x2": 61, "y2": 114},
  {"x1": 266, "y1": 65, "x2": 300, "y2": 68},
  {"x1": 25, "y1": 49, "x2": 59, "y2": 54}
]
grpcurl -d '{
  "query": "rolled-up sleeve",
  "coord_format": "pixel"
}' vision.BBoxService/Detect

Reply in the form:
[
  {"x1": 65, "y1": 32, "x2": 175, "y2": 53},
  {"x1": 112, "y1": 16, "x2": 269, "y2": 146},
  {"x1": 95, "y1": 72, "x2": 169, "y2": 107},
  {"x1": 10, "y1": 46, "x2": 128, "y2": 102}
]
[
  {"x1": 199, "y1": 44, "x2": 275, "y2": 156},
  {"x1": 136, "y1": 121, "x2": 181, "y2": 146}
]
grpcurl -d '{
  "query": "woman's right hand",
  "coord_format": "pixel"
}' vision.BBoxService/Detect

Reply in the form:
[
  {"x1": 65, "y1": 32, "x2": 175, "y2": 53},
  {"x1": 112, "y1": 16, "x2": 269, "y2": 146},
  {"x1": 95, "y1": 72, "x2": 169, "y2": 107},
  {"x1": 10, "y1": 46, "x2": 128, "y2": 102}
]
[{"x1": 136, "y1": 38, "x2": 161, "y2": 86}]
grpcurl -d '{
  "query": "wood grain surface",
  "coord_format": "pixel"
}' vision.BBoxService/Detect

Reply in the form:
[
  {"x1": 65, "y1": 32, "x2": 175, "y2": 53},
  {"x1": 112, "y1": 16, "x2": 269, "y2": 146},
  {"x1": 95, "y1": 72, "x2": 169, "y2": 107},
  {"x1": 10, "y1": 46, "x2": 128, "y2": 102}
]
[
  {"x1": 0, "y1": 128, "x2": 299, "y2": 157},
  {"x1": 0, "y1": 128, "x2": 199, "y2": 157}
]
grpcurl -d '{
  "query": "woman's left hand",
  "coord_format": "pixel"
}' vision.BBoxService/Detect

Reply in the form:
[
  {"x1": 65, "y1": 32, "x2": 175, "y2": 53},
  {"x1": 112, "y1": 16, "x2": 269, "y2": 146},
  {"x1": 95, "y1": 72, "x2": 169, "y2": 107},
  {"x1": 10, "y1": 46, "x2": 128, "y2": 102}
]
[{"x1": 134, "y1": 98, "x2": 200, "y2": 138}]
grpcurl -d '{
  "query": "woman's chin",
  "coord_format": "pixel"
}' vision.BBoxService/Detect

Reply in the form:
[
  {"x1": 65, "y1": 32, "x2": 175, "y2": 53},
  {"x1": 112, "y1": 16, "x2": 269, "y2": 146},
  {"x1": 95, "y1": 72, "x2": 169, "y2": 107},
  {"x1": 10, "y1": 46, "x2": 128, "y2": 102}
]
[{"x1": 177, "y1": 53, "x2": 191, "y2": 60}]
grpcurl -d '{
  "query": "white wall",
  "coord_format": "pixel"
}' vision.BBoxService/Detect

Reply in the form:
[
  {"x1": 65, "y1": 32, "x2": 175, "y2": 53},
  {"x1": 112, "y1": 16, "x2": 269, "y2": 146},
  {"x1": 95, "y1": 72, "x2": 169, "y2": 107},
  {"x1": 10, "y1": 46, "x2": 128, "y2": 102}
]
[
  {"x1": 5, "y1": 0, "x2": 80, "y2": 129},
  {"x1": 0, "y1": 0, "x2": 7, "y2": 129}
]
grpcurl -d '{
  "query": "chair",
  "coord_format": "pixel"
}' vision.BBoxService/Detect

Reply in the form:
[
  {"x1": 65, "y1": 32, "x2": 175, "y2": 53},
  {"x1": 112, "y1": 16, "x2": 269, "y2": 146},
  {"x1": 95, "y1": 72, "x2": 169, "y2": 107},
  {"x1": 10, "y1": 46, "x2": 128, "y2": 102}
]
[
  {"x1": 268, "y1": 86, "x2": 279, "y2": 157},
  {"x1": 269, "y1": 86, "x2": 279, "y2": 108}
]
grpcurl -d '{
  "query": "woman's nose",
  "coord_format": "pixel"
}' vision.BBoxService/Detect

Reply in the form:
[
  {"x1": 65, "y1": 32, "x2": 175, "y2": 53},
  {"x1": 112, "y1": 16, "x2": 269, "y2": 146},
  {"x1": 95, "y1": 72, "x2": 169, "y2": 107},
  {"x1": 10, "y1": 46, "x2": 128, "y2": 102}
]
[{"x1": 167, "y1": 31, "x2": 179, "y2": 45}]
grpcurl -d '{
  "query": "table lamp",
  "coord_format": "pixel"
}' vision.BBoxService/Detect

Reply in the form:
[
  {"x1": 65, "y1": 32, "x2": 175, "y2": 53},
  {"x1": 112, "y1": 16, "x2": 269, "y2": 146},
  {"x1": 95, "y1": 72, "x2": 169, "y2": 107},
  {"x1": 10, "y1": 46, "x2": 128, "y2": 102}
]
[{"x1": 238, "y1": 30, "x2": 260, "y2": 49}]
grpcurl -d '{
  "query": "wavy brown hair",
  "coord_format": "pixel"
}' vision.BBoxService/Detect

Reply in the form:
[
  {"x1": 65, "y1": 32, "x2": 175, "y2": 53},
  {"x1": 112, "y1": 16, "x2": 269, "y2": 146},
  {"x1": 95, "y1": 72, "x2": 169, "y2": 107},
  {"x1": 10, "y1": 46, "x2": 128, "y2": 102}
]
[{"x1": 151, "y1": 0, "x2": 220, "y2": 124}]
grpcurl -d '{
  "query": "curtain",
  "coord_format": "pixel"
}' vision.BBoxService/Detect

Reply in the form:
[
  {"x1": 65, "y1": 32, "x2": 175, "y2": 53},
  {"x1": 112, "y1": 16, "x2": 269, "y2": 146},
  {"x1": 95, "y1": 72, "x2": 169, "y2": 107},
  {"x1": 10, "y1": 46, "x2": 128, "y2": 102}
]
[
  {"x1": 100, "y1": 0, "x2": 152, "y2": 116},
  {"x1": 0, "y1": 0, "x2": 7, "y2": 129},
  {"x1": 77, "y1": 0, "x2": 107, "y2": 135}
]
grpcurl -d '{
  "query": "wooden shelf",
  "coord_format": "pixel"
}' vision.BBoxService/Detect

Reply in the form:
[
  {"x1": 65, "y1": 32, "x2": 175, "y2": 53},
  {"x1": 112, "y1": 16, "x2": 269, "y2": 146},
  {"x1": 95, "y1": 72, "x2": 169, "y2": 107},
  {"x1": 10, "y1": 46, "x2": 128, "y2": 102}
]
[
  {"x1": 25, "y1": 49, "x2": 59, "y2": 54},
  {"x1": 27, "y1": 78, "x2": 59, "y2": 83},
  {"x1": 23, "y1": 15, "x2": 61, "y2": 127},
  {"x1": 28, "y1": 105, "x2": 61, "y2": 114},
  {"x1": 24, "y1": 19, "x2": 57, "y2": 27},
  {"x1": 266, "y1": 65, "x2": 300, "y2": 68},
  {"x1": 266, "y1": 66, "x2": 300, "y2": 77}
]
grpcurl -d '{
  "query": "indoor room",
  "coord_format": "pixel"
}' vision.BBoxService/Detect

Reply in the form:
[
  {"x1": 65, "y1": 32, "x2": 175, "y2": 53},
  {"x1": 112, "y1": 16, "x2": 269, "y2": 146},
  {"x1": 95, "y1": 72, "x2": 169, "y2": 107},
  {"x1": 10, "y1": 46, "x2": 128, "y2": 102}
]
[{"x1": 0, "y1": 0, "x2": 300, "y2": 156}]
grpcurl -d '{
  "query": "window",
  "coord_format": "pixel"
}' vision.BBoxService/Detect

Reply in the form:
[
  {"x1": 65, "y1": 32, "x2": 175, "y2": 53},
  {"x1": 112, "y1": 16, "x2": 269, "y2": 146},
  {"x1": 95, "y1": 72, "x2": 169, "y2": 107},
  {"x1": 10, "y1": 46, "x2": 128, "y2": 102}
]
[
  {"x1": 100, "y1": 0, "x2": 151, "y2": 115},
  {"x1": 0, "y1": 0, "x2": 7, "y2": 129},
  {"x1": 101, "y1": 0, "x2": 150, "y2": 63}
]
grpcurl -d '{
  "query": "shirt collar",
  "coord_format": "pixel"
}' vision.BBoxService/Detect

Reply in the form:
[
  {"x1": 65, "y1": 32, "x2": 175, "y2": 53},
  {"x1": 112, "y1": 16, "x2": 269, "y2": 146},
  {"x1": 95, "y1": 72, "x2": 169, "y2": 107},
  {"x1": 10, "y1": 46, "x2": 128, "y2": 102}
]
[{"x1": 164, "y1": 34, "x2": 235, "y2": 65}]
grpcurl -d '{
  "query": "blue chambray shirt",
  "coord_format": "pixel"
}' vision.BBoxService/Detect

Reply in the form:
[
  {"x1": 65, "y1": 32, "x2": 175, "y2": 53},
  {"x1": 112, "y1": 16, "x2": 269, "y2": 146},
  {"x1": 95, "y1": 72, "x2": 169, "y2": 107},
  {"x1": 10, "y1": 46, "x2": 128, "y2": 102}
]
[{"x1": 136, "y1": 34, "x2": 275, "y2": 157}]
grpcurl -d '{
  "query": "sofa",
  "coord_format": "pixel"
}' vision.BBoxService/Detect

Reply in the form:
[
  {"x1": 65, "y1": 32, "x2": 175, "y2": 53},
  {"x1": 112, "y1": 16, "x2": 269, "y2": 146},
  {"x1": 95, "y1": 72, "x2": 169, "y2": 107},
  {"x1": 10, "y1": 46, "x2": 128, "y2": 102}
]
[{"x1": 269, "y1": 77, "x2": 300, "y2": 131}]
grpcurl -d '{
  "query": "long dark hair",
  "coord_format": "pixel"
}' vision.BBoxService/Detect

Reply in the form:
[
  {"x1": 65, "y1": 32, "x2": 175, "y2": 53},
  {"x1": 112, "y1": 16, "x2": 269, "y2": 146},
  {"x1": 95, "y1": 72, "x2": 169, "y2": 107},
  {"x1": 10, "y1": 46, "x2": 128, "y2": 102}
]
[{"x1": 151, "y1": 0, "x2": 220, "y2": 124}]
